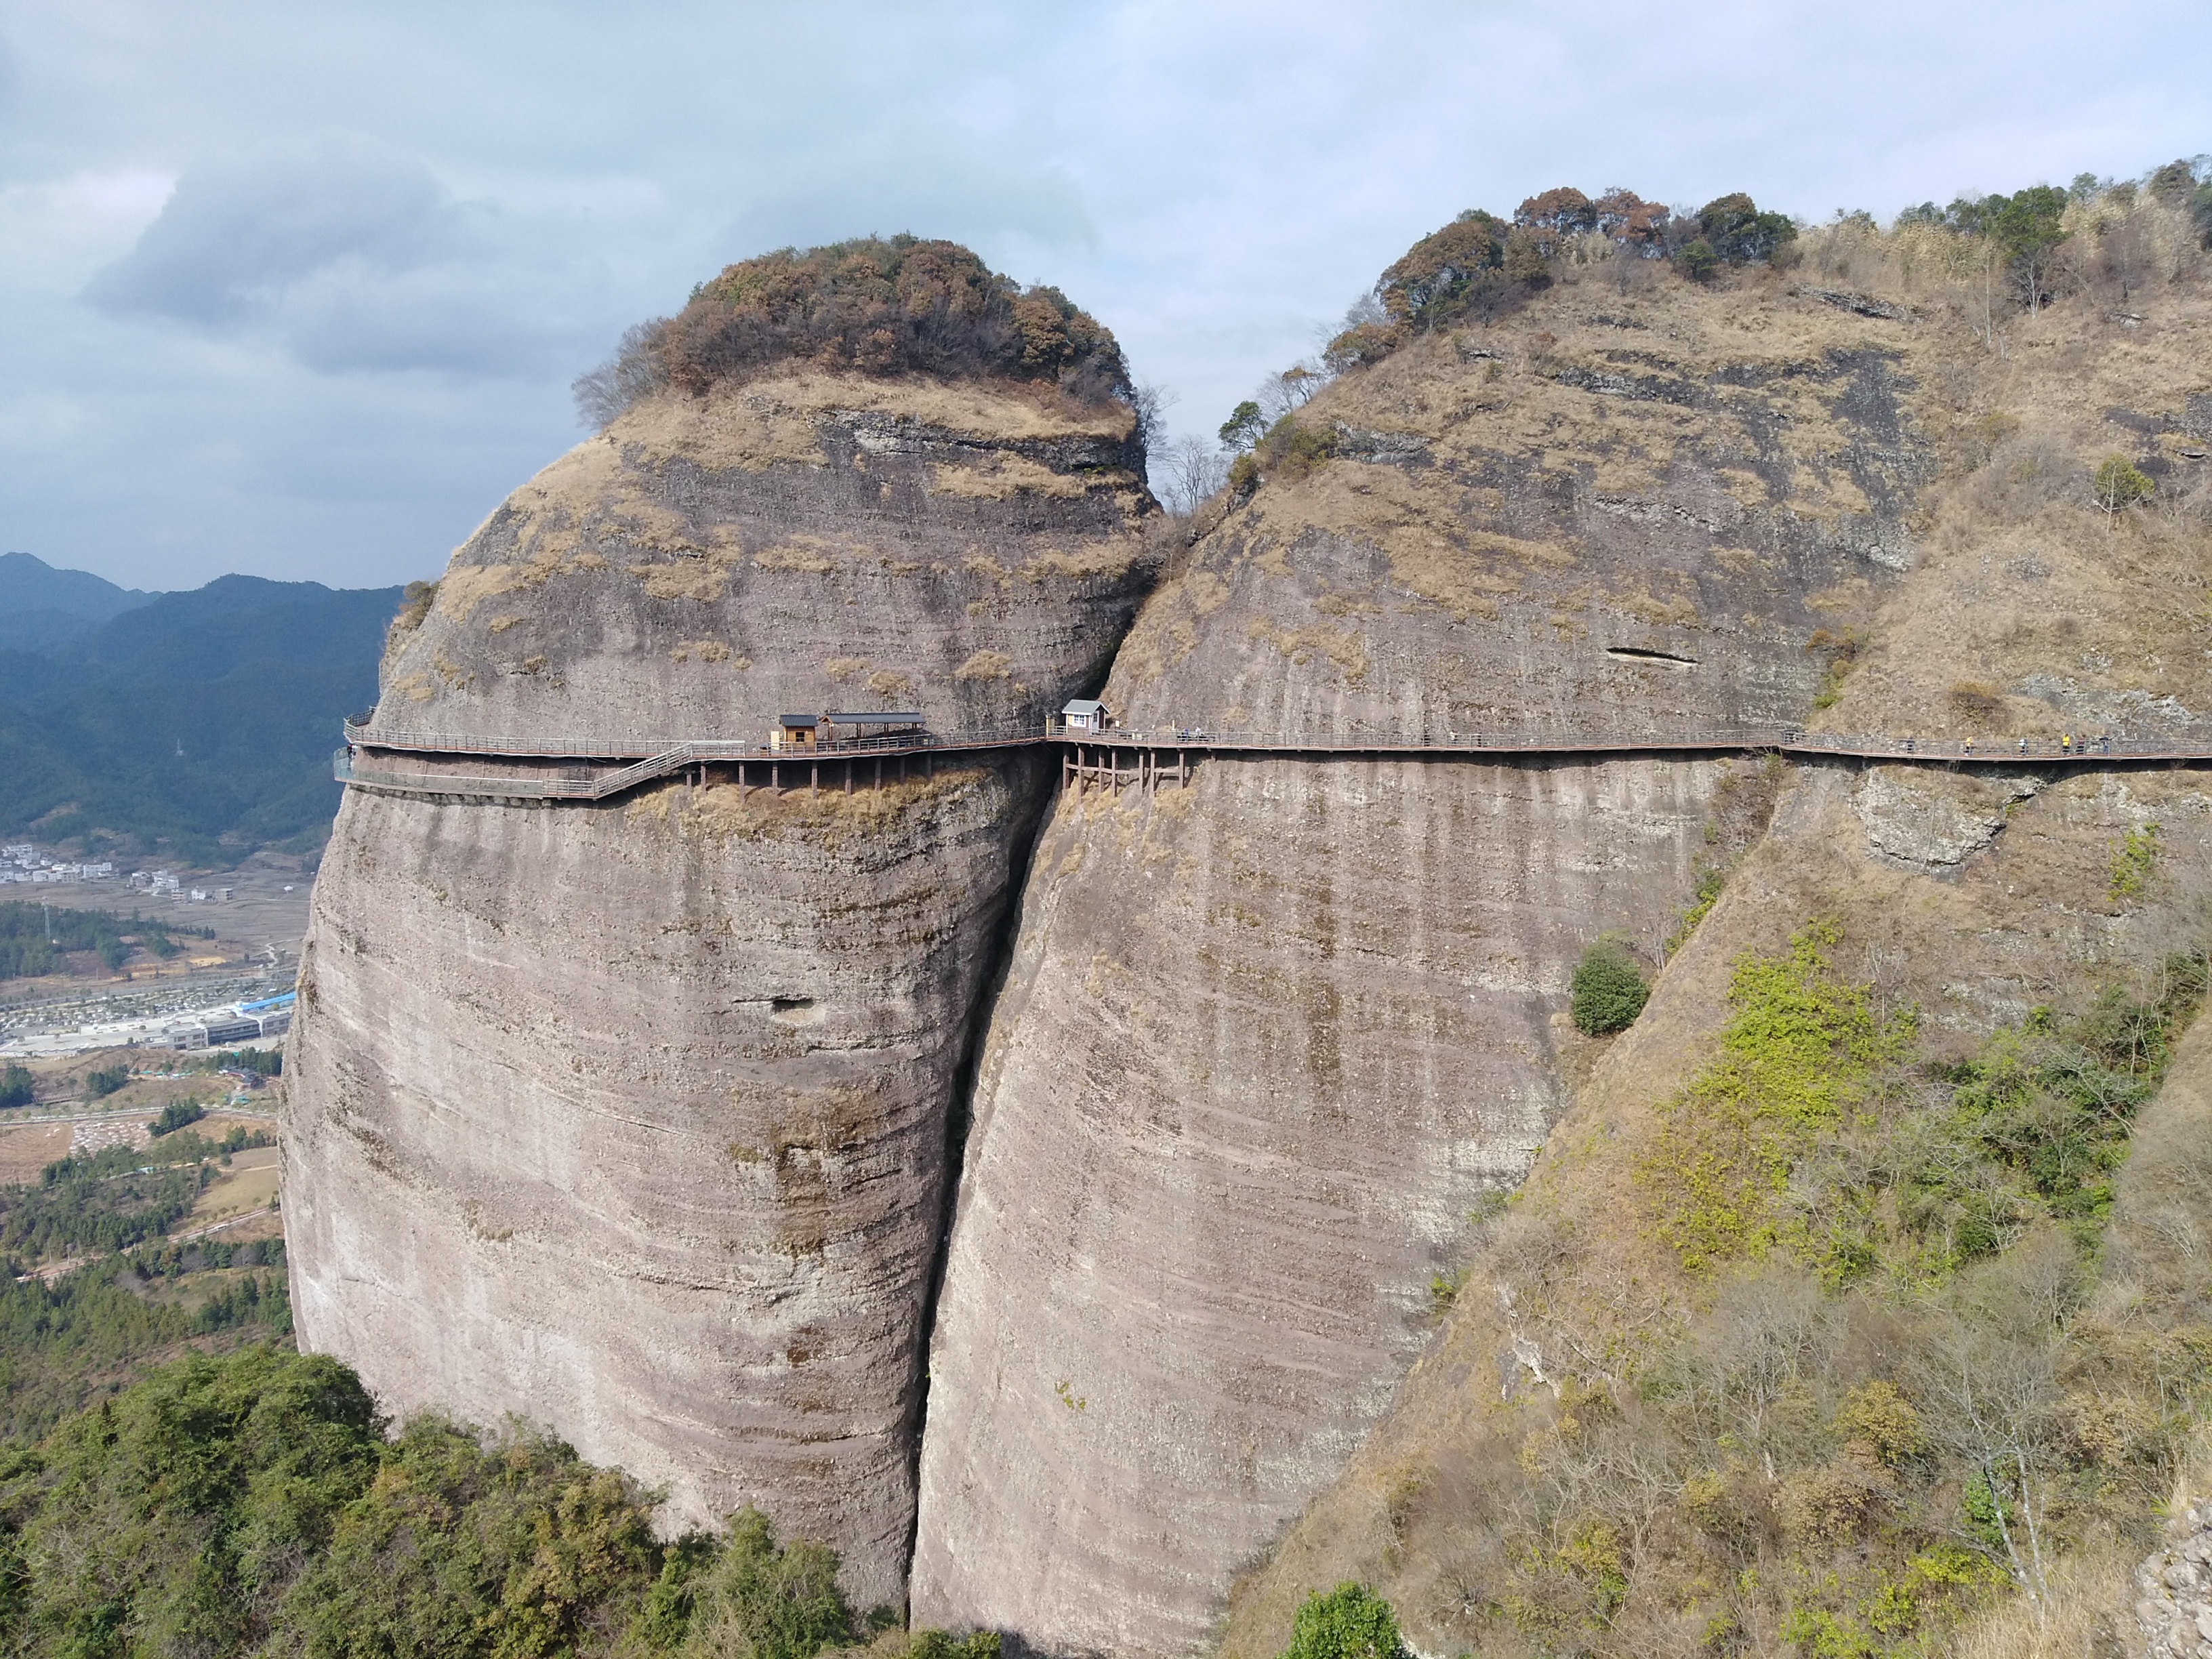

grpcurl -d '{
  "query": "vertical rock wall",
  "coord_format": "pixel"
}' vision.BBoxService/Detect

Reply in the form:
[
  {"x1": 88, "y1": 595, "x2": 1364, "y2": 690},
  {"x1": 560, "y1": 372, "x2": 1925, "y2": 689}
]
[
  {"x1": 912, "y1": 754, "x2": 1742, "y2": 1652},
  {"x1": 914, "y1": 281, "x2": 1936, "y2": 1652},
  {"x1": 286, "y1": 373, "x2": 1157, "y2": 1607}
]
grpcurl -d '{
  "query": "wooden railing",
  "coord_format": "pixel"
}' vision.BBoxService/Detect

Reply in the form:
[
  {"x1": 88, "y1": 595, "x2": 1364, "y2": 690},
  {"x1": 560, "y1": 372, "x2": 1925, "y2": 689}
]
[{"x1": 333, "y1": 718, "x2": 2208, "y2": 804}]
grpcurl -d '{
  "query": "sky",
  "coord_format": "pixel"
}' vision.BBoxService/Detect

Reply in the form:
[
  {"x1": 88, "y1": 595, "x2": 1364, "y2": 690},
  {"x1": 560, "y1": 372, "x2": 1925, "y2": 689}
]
[{"x1": 1, "y1": 1, "x2": 2207, "y2": 594}]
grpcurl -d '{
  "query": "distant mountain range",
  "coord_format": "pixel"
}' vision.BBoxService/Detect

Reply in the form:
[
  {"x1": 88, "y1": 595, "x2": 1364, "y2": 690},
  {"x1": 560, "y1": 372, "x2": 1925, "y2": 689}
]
[
  {"x1": 0, "y1": 553, "x2": 403, "y2": 861},
  {"x1": 0, "y1": 552, "x2": 156, "y2": 655}
]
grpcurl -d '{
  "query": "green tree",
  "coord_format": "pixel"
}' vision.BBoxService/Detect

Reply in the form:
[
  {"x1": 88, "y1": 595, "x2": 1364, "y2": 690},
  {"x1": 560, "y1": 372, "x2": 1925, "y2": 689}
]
[
  {"x1": 1571, "y1": 939, "x2": 1650, "y2": 1037},
  {"x1": 1947, "y1": 186, "x2": 2071, "y2": 310},
  {"x1": 1695, "y1": 193, "x2": 1797, "y2": 264},
  {"x1": 0, "y1": 1348, "x2": 386, "y2": 1656},
  {"x1": 1282, "y1": 1583, "x2": 1409, "y2": 1659},
  {"x1": 149, "y1": 1100, "x2": 206, "y2": 1137},
  {"x1": 2093, "y1": 454, "x2": 2154, "y2": 525},
  {"x1": 279, "y1": 1416, "x2": 663, "y2": 1659},
  {"x1": 0, "y1": 1065, "x2": 30, "y2": 1109},
  {"x1": 1677, "y1": 239, "x2": 1719, "y2": 281},
  {"x1": 1218, "y1": 401, "x2": 1267, "y2": 453},
  {"x1": 84, "y1": 1065, "x2": 128, "y2": 1099},
  {"x1": 675, "y1": 1504, "x2": 850, "y2": 1659}
]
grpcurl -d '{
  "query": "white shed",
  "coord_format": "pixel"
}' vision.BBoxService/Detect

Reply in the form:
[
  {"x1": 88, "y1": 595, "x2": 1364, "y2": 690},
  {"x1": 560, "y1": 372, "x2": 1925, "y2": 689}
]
[{"x1": 1063, "y1": 699, "x2": 1108, "y2": 732}]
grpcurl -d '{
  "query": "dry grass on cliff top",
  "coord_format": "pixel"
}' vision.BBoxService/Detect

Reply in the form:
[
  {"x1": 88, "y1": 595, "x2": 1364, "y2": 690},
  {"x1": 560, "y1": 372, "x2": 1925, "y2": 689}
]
[
  {"x1": 1794, "y1": 207, "x2": 2212, "y2": 743},
  {"x1": 1223, "y1": 753, "x2": 2212, "y2": 1659},
  {"x1": 1152, "y1": 192, "x2": 2208, "y2": 728},
  {"x1": 621, "y1": 764, "x2": 1002, "y2": 850}
]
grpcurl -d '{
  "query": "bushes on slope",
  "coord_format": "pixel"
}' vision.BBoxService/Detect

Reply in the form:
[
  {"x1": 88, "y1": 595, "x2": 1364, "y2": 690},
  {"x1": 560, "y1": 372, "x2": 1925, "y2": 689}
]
[
  {"x1": 1569, "y1": 940, "x2": 1650, "y2": 1038},
  {"x1": 0, "y1": 1346, "x2": 994, "y2": 1659},
  {"x1": 1433, "y1": 926, "x2": 2212, "y2": 1654},
  {"x1": 1282, "y1": 1582, "x2": 1409, "y2": 1659},
  {"x1": 576, "y1": 237, "x2": 1131, "y2": 427}
]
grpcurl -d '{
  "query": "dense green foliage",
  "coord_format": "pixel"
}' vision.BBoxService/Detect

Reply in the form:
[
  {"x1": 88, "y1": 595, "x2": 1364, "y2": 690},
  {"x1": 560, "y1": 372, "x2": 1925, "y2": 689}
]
[
  {"x1": 148, "y1": 1099, "x2": 206, "y2": 1136},
  {"x1": 0, "y1": 1128, "x2": 264, "y2": 1269},
  {"x1": 0, "y1": 903, "x2": 206, "y2": 983},
  {"x1": 85, "y1": 1065, "x2": 129, "y2": 1098},
  {"x1": 0, "y1": 1069, "x2": 29, "y2": 1111},
  {"x1": 579, "y1": 237, "x2": 1132, "y2": 426},
  {"x1": 1569, "y1": 941, "x2": 1650, "y2": 1038},
  {"x1": 1322, "y1": 182, "x2": 1764, "y2": 371},
  {"x1": 0, "y1": 1242, "x2": 290, "y2": 1443},
  {"x1": 649, "y1": 1505, "x2": 852, "y2": 1659},
  {"x1": 0, "y1": 571, "x2": 401, "y2": 859},
  {"x1": 0, "y1": 1347, "x2": 993, "y2": 1659},
  {"x1": 1694, "y1": 192, "x2": 1798, "y2": 265},
  {"x1": 1641, "y1": 920, "x2": 1917, "y2": 1273},
  {"x1": 0, "y1": 1143, "x2": 209, "y2": 1263},
  {"x1": 1282, "y1": 1584, "x2": 1409, "y2": 1659}
]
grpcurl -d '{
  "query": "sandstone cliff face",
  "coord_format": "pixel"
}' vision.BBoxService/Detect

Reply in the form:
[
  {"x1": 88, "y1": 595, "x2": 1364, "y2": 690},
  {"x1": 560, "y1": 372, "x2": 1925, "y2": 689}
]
[
  {"x1": 374, "y1": 373, "x2": 1152, "y2": 742},
  {"x1": 1211, "y1": 234, "x2": 2212, "y2": 1656},
  {"x1": 1215, "y1": 758, "x2": 2212, "y2": 1656},
  {"x1": 286, "y1": 372, "x2": 1155, "y2": 1608},
  {"x1": 912, "y1": 272, "x2": 1957, "y2": 1653},
  {"x1": 1105, "y1": 279, "x2": 1937, "y2": 744},
  {"x1": 912, "y1": 755, "x2": 1750, "y2": 1653}
]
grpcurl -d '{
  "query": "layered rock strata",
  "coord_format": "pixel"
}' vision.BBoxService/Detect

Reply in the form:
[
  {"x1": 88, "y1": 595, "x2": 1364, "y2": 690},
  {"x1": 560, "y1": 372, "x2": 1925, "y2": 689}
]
[
  {"x1": 1212, "y1": 247, "x2": 2212, "y2": 1656},
  {"x1": 286, "y1": 371, "x2": 1157, "y2": 1607},
  {"x1": 914, "y1": 276, "x2": 1940, "y2": 1652},
  {"x1": 912, "y1": 753, "x2": 1748, "y2": 1653}
]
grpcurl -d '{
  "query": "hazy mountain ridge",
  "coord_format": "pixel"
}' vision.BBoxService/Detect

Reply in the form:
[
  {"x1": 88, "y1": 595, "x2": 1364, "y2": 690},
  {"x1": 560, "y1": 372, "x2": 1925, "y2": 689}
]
[
  {"x1": 0, "y1": 550, "x2": 153, "y2": 655},
  {"x1": 0, "y1": 560, "x2": 403, "y2": 859}
]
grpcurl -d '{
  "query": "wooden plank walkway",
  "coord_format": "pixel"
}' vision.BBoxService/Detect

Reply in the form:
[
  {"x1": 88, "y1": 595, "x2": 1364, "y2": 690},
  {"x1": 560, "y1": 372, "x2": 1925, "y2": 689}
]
[{"x1": 335, "y1": 720, "x2": 2212, "y2": 804}]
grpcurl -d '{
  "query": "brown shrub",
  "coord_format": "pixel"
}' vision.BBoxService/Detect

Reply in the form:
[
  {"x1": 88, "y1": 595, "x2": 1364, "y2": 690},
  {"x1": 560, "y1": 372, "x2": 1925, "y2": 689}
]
[
  {"x1": 577, "y1": 236, "x2": 1130, "y2": 426},
  {"x1": 1948, "y1": 680, "x2": 2005, "y2": 727}
]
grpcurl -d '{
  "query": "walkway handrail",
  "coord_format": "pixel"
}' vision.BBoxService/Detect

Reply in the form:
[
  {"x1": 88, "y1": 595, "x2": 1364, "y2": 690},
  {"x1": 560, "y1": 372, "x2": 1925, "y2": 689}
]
[
  {"x1": 342, "y1": 720, "x2": 1044, "y2": 760},
  {"x1": 335, "y1": 720, "x2": 2211, "y2": 804}
]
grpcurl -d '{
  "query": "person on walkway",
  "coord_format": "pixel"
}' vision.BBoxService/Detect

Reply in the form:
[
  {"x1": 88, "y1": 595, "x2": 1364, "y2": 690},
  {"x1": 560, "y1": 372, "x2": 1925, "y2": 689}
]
[
  {"x1": 2019, "y1": 737, "x2": 2029, "y2": 756},
  {"x1": 1963, "y1": 737, "x2": 1974, "y2": 756}
]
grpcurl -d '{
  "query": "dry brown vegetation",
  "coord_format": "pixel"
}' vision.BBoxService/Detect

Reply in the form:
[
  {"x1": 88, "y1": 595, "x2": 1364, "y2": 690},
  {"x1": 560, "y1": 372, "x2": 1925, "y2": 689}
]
[
  {"x1": 576, "y1": 236, "x2": 1132, "y2": 428},
  {"x1": 1208, "y1": 178, "x2": 2212, "y2": 1659}
]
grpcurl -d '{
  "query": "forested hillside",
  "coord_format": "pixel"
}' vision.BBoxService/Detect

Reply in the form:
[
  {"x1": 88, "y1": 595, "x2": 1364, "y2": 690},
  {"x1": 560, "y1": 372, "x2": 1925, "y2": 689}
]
[{"x1": 0, "y1": 569, "x2": 403, "y2": 861}]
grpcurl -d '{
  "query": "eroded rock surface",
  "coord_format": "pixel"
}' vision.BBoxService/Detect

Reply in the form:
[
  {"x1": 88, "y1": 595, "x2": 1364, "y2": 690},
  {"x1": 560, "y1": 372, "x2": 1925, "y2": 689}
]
[
  {"x1": 287, "y1": 373, "x2": 1156, "y2": 1607},
  {"x1": 912, "y1": 273, "x2": 1928, "y2": 1653},
  {"x1": 2138, "y1": 1499, "x2": 2212, "y2": 1658},
  {"x1": 912, "y1": 754, "x2": 1746, "y2": 1654}
]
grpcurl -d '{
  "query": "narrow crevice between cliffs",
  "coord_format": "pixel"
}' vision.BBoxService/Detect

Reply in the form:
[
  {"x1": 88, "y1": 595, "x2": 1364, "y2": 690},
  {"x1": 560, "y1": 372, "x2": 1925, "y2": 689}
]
[{"x1": 899, "y1": 747, "x2": 1063, "y2": 1605}]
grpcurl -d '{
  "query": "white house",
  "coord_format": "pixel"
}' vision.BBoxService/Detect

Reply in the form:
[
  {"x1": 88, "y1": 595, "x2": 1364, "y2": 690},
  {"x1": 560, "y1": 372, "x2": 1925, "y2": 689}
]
[{"x1": 1063, "y1": 699, "x2": 1108, "y2": 732}]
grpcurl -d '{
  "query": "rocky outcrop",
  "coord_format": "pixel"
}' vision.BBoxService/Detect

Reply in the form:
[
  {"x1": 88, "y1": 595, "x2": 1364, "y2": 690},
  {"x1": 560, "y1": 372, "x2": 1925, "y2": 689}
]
[
  {"x1": 912, "y1": 274, "x2": 1938, "y2": 1653},
  {"x1": 2139, "y1": 1499, "x2": 2212, "y2": 1658},
  {"x1": 911, "y1": 754, "x2": 1749, "y2": 1654},
  {"x1": 1208, "y1": 239, "x2": 2212, "y2": 1656},
  {"x1": 285, "y1": 370, "x2": 1157, "y2": 1609}
]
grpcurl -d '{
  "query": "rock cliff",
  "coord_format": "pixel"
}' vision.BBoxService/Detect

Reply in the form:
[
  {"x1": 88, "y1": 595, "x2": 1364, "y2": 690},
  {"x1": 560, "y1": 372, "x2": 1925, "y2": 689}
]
[
  {"x1": 917, "y1": 203, "x2": 2212, "y2": 1654},
  {"x1": 290, "y1": 201, "x2": 2212, "y2": 1653},
  {"x1": 1206, "y1": 208, "x2": 2212, "y2": 1657},
  {"x1": 912, "y1": 259, "x2": 1955, "y2": 1652},
  {"x1": 286, "y1": 350, "x2": 1158, "y2": 1608}
]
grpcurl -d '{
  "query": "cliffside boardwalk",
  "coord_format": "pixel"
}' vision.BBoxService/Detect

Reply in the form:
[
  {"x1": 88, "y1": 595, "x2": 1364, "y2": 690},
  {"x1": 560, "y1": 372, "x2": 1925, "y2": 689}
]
[{"x1": 336, "y1": 718, "x2": 2212, "y2": 803}]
